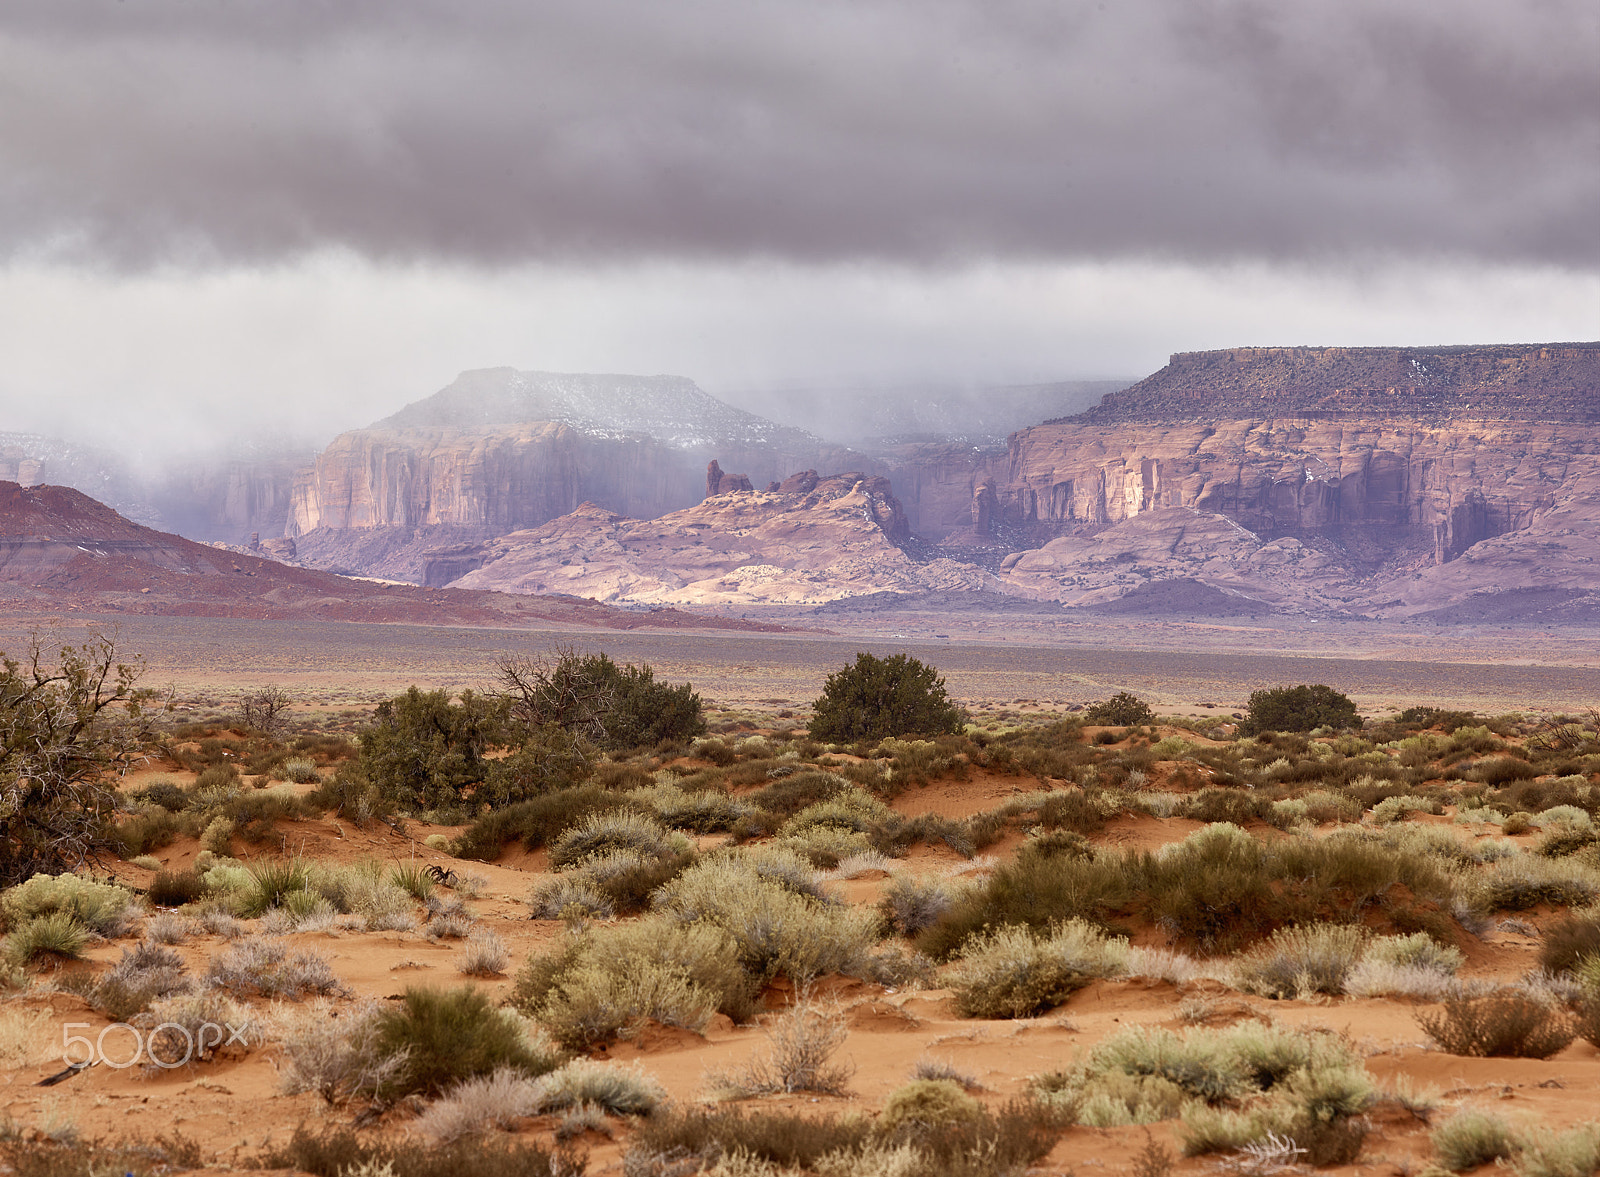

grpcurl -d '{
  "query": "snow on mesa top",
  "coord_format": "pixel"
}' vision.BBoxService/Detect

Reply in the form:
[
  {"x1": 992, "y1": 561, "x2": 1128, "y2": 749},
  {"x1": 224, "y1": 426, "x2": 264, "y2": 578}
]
[{"x1": 380, "y1": 368, "x2": 821, "y2": 451}]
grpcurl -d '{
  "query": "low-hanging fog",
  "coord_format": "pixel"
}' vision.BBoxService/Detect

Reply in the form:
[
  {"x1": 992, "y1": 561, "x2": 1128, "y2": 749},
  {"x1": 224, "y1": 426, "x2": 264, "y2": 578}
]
[{"x1": 0, "y1": 0, "x2": 1594, "y2": 463}]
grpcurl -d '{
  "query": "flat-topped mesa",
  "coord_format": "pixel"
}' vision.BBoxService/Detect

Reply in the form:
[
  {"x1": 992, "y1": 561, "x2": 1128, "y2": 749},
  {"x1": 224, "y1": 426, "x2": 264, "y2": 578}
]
[{"x1": 1076, "y1": 342, "x2": 1600, "y2": 424}]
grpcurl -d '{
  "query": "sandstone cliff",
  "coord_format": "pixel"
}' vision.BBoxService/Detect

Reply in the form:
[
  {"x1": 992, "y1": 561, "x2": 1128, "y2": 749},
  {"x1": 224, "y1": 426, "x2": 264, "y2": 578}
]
[
  {"x1": 450, "y1": 472, "x2": 997, "y2": 605},
  {"x1": 286, "y1": 369, "x2": 872, "y2": 578},
  {"x1": 977, "y1": 342, "x2": 1600, "y2": 615}
]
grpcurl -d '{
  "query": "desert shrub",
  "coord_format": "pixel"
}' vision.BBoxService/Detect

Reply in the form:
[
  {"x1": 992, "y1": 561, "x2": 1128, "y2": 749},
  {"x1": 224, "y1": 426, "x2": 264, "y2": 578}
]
[
  {"x1": 113, "y1": 807, "x2": 182, "y2": 858},
  {"x1": 374, "y1": 986, "x2": 560, "y2": 1098},
  {"x1": 628, "y1": 1107, "x2": 875, "y2": 1172},
  {"x1": 548, "y1": 810, "x2": 685, "y2": 869},
  {"x1": 279, "y1": 999, "x2": 406, "y2": 1105},
  {"x1": 141, "y1": 989, "x2": 257, "y2": 1068},
  {"x1": 1181, "y1": 788, "x2": 1274, "y2": 827},
  {"x1": 4, "y1": 911, "x2": 89, "y2": 963},
  {"x1": 1370, "y1": 794, "x2": 1442, "y2": 823},
  {"x1": 452, "y1": 786, "x2": 633, "y2": 861},
  {"x1": 878, "y1": 876, "x2": 959, "y2": 937},
  {"x1": 516, "y1": 918, "x2": 756, "y2": 1049},
  {"x1": 1036, "y1": 789, "x2": 1112, "y2": 834},
  {"x1": 630, "y1": 781, "x2": 748, "y2": 832},
  {"x1": 652, "y1": 853, "x2": 879, "y2": 984},
  {"x1": 1084, "y1": 692, "x2": 1156, "y2": 727},
  {"x1": 1233, "y1": 924, "x2": 1368, "y2": 999},
  {"x1": 145, "y1": 869, "x2": 205, "y2": 907},
  {"x1": 240, "y1": 857, "x2": 312, "y2": 917},
  {"x1": 415, "y1": 1067, "x2": 539, "y2": 1142},
  {"x1": 497, "y1": 648, "x2": 706, "y2": 752},
  {"x1": 1465, "y1": 855, "x2": 1600, "y2": 912},
  {"x1": 948, "y1": 920, "x2": 1128, "y2": 1018},
  {"x1": 1515, "y1": 1123, "x2": 1600, "y2": 1177},
  {"x1": 1241, "y1": 685, "x2": 1359, "y2": 735},
  {"x1": 1041, "y1": 1021, "x2": 1370, "y2": 1153},
  {"x1": 265, "y1": 1124, "x2": 576, "y2": 1177},
  {"x1": 1539, "y1": 912, "x2": 1600, "y2": 976},
  {"x1": 706, "y1": 1003, "x2": 853, "y2": 1097},
  {"x1": 809, "y1": 652, "x2": 964, "y2": 743},
  {"x1": 359, "y1": 686, "x2": 505, "y2": 811},
  {"x1": 1397, "y1": 707, "x2": 1481, "y2": 733},
  {"x1": 1417, "y1": 987, "x2": 1575, "y2": 1058},
  {"x1": 879, "y1": 1080, "x2": 983, "y2": 1132},
  {"x1": 537, "y1": 1058, "x2": 665, "y2": 1115},
  {"x1": 207, "y1": 937, "x2": 344, "y2": 998},
  {"x1": 1432, "y1": 1109, "x2": 1522, "y2": 1172},
  {"x1": 78, "y1": 940, "x2": 190, "y2": 1019},
  {"x1": 1473, "y1": 756, "x2": 1539, "y2": 785},
  {"x1": 475, "y1": 724, "x2": 595, "y2": 808},
  {"x1": 1, "y1": 872, "x2": 138, "y2": 936},
  {"x1": 303, "y1": 761, "x2": 393, "y2": 827}
]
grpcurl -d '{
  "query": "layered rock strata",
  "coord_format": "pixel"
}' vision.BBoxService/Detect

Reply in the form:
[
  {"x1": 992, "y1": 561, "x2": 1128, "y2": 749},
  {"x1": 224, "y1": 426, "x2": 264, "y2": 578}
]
[{"x1": 450, "y1": 472, "x2": 995, "y2": 605}]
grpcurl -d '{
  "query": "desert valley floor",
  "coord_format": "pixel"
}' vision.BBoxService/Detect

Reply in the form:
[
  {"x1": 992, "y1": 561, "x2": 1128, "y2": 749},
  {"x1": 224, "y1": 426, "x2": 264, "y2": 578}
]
[{"x1": 2, "y1": 612, "x2": 1599, "y2": 1176}]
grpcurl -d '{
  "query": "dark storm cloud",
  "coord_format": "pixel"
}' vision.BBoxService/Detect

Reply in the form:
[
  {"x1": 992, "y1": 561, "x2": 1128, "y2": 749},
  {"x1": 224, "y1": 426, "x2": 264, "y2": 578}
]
[{"x1": 0, "y1": 0, "x2": 1594, "y2": 268}]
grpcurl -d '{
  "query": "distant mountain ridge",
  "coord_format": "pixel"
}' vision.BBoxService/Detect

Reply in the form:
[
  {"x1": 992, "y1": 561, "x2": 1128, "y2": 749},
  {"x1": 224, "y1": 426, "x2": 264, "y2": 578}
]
[{"x1": 379, "y1": 368, "x2": 833, "y2": 452}]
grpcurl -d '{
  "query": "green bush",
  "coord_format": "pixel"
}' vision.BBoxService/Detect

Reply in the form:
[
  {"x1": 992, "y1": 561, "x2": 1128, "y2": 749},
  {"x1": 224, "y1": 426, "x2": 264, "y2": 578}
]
[
  {"x1": 359, "y1": 686, "x2": 505, "y2": 811},
  {"x1": 374, "y1": 986, "x2": 560, "y2": 1097},
  {"x1": 809, "y1": 652, "x2": 965, "y2": 743},
  {"x1": 4, "y1": 911, "x2": 89, "y2": 962},
  {"x1": 1084, "y1": 692, "x2": 1155, "y2": 726},
  {"x1": 496, "y1": 649, "x2": 705, "y2": 752},
  {"x1": 1241, "y1": 684, "x2": 1359, "y2": 735},
  {"x1": 452, "y1": 786, "x2": 633, "y2": 861}
]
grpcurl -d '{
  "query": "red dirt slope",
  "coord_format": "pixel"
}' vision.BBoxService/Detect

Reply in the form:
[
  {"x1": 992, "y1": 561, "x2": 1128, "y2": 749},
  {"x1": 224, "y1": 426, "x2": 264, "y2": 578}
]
[{"x1": 0, "y1": 482, "x2": 792, "y2": 632}]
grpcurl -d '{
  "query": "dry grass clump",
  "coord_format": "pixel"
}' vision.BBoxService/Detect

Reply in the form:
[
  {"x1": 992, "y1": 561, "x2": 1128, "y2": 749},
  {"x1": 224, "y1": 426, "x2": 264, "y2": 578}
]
[
  {"x1": 415, "y1": 1067, "x2": 539, "y2": 1142},
  {"x1": 206, "y1": 938, "x2": 345, "y2": 998},
  {"x1": 706, "y1": 1003, "x2": 854, "y2": 1098},
  {"x1": 455, "y1": 930, "x2": 510, "y2": 976},
  {"x1": 278, "y1": 998, "x2": 407, "y2": 1105},
  {"x1": 3, "y1": 911, "x2": 89, "y2": 964},
  {"x1": 143, "y1": 911, "x2": 194, "y2": 944},
  {"x1": 537, "y1": 1057, "x2": 665, "y2": 1115},
  {"x1": 1538, "y1": 910, "x2": 1600, "y2": 975},
  {"x1": 629, "y1": 780, "x2": 751, "y2": 832},
  {"x1": 265, "y1": 1124, "x2": 578, "y2": 1177},
  {"x1": 947, "y1": 920, "x2": 1128, "y2": 1019},
  {"x1": 1431, "y1": 1109, "x2": 1521, "y2": 1172},
  {"x1": 1463, "y1": 856, "x2": 1600, "y2": 913},
  {"x1": 548, "y1": 810, "x2": 688, "y2": 869},
  {"x1": 1416, "y1": 986, "x2": 1576, "y2": 1058},
  {"x1": 626, "y1": 1099, "x2": 1064, "y2": 1177},
  {"x1": 878, "y1": 1079, "x2": 983, "y2": 1132}
]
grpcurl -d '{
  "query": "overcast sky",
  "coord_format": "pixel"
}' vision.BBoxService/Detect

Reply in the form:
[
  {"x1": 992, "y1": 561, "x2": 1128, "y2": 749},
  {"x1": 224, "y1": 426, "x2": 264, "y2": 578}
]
[{"x1": 0, "y1": 0, "x2": 1596, "y2": 454}]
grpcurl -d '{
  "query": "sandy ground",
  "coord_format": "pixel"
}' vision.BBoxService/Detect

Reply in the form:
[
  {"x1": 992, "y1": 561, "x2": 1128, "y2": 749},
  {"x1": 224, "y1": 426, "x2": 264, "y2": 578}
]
[{"x1": 2, "y1": 765, "x2": 1596, "y2": 1176}]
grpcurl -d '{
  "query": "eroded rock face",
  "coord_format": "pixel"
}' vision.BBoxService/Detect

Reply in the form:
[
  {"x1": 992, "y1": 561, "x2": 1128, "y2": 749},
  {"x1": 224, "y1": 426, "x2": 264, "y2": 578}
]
[
  {"x1": 287, "y1": 370, "x2": 871, "y2": 559},
  {"x1": 450, "y1": 472, "x2": 995, "y2": 605}
]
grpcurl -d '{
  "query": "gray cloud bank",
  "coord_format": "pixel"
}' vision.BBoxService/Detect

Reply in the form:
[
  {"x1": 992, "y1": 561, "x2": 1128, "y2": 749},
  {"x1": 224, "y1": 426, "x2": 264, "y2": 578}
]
[{"x1": 2, "y1": 0, "x2": 1595, "y2": 269}]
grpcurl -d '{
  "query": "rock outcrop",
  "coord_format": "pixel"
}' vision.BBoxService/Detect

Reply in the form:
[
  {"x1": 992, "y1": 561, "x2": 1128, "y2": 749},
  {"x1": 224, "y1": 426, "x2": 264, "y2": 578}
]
[
  {"x1": 288, "y1": 371, "x2": 872, "y2": 561},
  {"x1": 973, "y1": 342, "x2": 1600, "y2": 615},
  {"x1": 450, "y1": 472, "x2": 995, "y2": 605}
]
